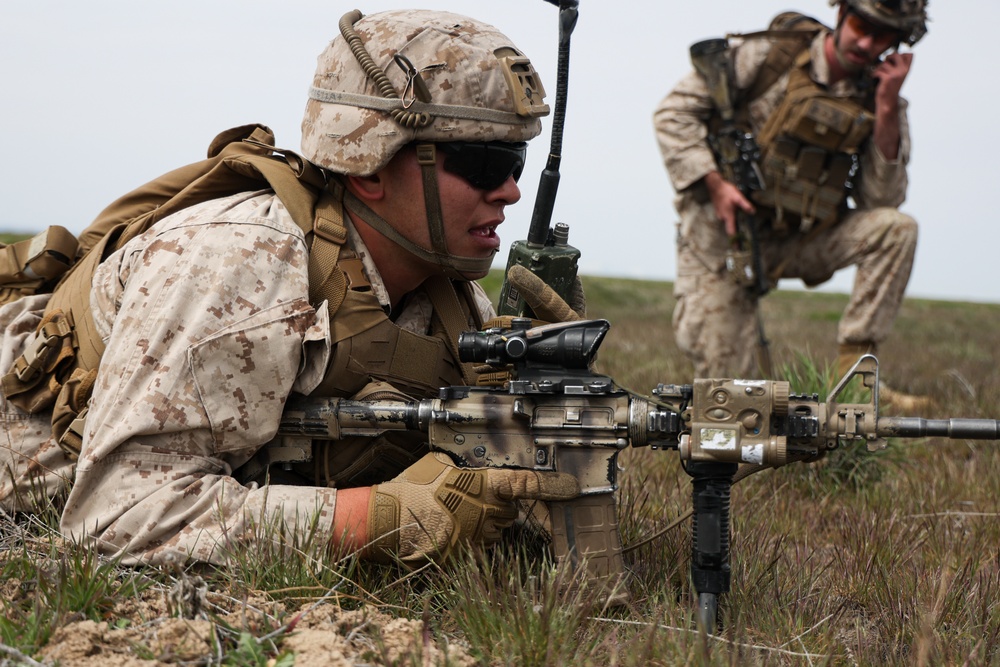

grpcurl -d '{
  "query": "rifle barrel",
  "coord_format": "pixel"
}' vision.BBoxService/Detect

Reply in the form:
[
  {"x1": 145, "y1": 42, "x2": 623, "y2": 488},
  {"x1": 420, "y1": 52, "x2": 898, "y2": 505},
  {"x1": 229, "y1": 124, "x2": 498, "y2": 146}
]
[{"x1": 877, "y1": 417, "x2": 1000, "y2": 440}]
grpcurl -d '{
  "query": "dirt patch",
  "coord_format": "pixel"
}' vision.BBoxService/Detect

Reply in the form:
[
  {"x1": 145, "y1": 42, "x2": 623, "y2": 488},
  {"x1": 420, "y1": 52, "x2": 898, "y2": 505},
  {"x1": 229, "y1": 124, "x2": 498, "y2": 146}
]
[
  {"x1": 39, "y1": 618, "x2": 213, "y2": 666},
  {"x1": 31, "y1": 599, "x2": 476, "y2": 666},
  {"x1": 285, "y1": 608, "x2": 476, "y2": 667}
]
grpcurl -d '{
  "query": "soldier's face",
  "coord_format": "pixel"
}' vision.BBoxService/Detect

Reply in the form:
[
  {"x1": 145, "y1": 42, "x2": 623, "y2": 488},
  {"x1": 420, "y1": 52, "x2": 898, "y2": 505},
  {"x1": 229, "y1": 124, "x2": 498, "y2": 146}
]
[
  {"x1": 380, "y1": 144, "x2": 523, "y2": 277},
  {"x1": 835, "y1": 10, "x2": 902, "y2": 68}
]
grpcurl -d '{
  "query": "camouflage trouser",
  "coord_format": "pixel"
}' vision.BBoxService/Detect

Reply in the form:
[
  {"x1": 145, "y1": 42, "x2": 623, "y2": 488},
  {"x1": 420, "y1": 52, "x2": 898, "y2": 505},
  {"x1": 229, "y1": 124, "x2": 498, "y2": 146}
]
[{"x1": 672, "y1": 193, "x2": 917, "y2": 378}]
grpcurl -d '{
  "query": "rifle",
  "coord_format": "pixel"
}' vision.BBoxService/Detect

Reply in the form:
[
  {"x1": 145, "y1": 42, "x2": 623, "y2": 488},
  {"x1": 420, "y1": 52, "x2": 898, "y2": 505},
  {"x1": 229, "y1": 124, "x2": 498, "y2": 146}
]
[
  {"x1": 689, "y1": 38, "x2": 772, "y2": 375},
  {"x1": 496, "y1": 0, "x2": 582, "y2": 317},
  {"x1": 277, "y1": 319, "x2": 1000, "y2": 626}
]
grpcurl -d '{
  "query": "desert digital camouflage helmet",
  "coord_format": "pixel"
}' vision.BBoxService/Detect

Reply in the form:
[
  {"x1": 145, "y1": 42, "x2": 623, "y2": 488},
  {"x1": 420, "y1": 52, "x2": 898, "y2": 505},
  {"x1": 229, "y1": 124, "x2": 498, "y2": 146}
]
[
  {"x1": 831, "y1": 0, "x2": 929, "y2": 45},
  {"x1": 300, "y1": 9, "x2": 549, "y2": 278}
]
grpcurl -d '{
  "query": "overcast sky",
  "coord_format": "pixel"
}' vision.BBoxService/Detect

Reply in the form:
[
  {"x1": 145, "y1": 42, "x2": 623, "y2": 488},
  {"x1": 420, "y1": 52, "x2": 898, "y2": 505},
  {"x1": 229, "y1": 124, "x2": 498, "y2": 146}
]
[{"x1": 2, "y1": 1, "x2": 993, "y2": 303}]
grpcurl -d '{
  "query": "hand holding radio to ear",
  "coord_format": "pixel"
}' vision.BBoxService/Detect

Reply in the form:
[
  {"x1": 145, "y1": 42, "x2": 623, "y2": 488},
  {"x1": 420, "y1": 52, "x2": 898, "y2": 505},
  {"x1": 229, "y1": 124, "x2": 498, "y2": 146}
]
[
  {"x1": 873, "y1": 51, "x2": 912, "y2": 104},
  {"x1": 872, "y1": 51, "x2": 912, "y2": 160}
]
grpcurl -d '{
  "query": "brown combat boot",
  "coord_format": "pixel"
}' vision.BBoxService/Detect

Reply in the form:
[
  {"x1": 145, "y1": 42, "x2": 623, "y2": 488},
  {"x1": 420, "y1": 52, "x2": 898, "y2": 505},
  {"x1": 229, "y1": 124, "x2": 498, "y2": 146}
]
[{"x1": 836, "y1": 343, "x2": 934, "y2": 413}]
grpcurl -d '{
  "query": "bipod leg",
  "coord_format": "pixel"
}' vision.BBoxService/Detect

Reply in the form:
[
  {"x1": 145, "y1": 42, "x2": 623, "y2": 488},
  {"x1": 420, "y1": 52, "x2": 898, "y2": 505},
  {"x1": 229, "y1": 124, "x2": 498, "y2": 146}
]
[{"x1": 686, "y1": 460, "x2": 738, "y2": 633}]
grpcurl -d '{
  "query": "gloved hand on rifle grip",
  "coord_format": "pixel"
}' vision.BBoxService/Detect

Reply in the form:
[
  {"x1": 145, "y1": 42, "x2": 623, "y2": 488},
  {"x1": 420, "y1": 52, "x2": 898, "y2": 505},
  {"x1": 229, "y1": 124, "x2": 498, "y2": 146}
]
[
  {"x1": 330, "y1": 452, "x2": 579, "y2": 565},
  {"x1": 506, "y1": 264, "x2": 586, "y2": 323}
]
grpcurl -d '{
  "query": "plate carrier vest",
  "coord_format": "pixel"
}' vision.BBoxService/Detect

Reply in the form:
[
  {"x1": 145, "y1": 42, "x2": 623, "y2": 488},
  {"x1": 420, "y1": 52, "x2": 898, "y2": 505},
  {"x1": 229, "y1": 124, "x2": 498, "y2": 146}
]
[{"x1": 727, "y1": 13, "x2": 877, "y2": 234}]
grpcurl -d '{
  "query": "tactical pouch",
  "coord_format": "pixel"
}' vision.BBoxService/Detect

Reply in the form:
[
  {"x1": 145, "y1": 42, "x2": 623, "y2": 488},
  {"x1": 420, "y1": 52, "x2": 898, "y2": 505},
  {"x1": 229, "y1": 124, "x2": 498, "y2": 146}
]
[
  {"x1": 50, "y1": 369, "x2": 98, "y2": 457},
  {"x1": 1, "y1": 308, "x2": 78, "y2": 414},
  {"x1": 782, "y1": 95, "x2": 873, "y2": 152},
  {"x1": 755, "y1": 53, "x2": 874, "y2": 155},
  {"x1": 752, "y1": 53, "x2": 873, "y2": 233}
]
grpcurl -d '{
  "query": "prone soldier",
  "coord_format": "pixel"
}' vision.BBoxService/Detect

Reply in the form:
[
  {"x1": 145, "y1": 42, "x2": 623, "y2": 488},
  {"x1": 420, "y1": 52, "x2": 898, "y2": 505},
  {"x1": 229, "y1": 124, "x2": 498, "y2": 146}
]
[{"x1": 0, "y1": 8, "x2": 582, "y2": 567}]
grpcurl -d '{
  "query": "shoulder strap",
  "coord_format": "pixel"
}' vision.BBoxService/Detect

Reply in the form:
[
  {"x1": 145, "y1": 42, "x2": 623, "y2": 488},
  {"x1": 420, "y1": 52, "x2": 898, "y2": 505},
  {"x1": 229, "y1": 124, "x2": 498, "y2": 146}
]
[
  {"x1": 754, "y1": 49, "x2": 818, "y2": 152},
  {"x1": 742, "y1": 13, "x2": 828, "y2": 104},
  {"x1": 307, "y1": 188, "x2": 350, "y2": 318},
  {"x1": 424, "y1": 276, "x2": 482, "y2": 386}
]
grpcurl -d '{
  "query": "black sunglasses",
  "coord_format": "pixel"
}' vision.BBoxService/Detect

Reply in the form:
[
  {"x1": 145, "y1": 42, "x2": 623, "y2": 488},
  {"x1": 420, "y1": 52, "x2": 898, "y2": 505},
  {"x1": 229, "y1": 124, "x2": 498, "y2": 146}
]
[{"x1": 437, "y1": 141, "x2": 527, "y2": 191}]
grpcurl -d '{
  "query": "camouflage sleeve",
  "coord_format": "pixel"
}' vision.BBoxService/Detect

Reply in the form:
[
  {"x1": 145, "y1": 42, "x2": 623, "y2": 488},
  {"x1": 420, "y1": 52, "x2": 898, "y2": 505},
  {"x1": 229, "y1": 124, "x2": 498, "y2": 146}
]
[
  {"x1": 653, "y1": 37, "x2": 772, "y2": 193},
  {"x1": 61, "y1": 192, "x2": 337, "y2": 566},
  {"x1": 653, "y1": 69, "x2": 719, "y2": 193},
  {"x1": 855, "y1": 98, "x2": 910, "y2": 209}
]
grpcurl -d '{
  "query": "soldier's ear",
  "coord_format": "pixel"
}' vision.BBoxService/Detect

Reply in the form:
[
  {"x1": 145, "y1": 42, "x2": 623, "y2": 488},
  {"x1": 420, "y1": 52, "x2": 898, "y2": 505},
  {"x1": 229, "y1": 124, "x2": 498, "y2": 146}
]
[{"x1": 345, "y1": 173, "x2": 386, "y2": 202}]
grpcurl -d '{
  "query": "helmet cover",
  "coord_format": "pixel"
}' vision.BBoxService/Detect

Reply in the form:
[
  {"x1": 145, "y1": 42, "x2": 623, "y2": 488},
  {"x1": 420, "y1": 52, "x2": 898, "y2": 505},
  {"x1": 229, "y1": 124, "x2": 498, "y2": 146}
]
[
  {"x1": 302, "y1": 9, "x2": 549, "y2": 175},
  {"x1": 832, "y1": 0, "x2": 929, "y2": 45}
]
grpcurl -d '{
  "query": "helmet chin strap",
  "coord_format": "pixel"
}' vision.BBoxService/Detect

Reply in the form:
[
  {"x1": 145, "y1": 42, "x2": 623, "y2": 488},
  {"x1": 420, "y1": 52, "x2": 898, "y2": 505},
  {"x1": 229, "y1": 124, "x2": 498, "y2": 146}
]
[{"x1": 338, "y1": 147, "x2": 496, "y2": 280}]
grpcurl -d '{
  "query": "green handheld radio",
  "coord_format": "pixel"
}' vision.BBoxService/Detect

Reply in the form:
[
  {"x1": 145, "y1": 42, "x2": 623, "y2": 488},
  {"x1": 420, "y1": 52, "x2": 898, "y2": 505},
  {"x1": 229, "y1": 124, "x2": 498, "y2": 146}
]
[{"x1": 496, "y1": 0, "x2": 581, "y2": 317}]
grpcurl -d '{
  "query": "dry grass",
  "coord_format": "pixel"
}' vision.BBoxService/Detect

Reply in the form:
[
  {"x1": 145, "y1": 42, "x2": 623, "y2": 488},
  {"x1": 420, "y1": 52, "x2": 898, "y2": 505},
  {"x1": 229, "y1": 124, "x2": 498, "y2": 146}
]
[
  {"x1": 2, "y1": 266, "x2": 1000, "y2": 665},
  {"x1": 483, "y1": 271, "x2": 1000, "y2": 665}
]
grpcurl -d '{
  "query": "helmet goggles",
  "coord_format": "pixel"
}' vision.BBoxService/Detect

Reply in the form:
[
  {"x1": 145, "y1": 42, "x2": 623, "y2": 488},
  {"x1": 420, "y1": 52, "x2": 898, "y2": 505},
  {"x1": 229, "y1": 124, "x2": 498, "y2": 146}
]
[
  {"x1": 845, "y1": 10, "x2": 904, "y2": 43},
  {"x1": 436, "y1": 141, "x2": 527, "y2": 191}
]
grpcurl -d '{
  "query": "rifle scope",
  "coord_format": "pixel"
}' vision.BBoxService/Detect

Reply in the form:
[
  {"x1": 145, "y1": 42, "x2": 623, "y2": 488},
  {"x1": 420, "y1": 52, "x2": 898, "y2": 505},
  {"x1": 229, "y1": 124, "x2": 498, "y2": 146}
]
[{"x1": 457, "y1": 319, "x2": 608, "y2": 369}]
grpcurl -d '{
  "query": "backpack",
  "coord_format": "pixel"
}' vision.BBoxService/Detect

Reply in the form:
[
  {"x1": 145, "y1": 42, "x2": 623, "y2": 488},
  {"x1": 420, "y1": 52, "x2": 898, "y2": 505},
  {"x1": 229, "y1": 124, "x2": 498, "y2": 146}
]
[
  {"x1": 1, "y1": 124, "x2": 351, "y2": 456},
  {"x1": 0, "y1": 227, "x2": 79, "y2": 306}
]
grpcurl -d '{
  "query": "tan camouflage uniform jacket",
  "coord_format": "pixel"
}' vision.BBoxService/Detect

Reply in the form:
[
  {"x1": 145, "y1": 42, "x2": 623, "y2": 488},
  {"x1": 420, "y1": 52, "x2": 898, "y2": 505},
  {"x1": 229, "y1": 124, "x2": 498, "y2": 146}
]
[
  {"x1": 0, "y1": 190, "x2": 493, "y2": 565},
  {"x1": 653, "y1": 28, "x2": 917, "y2": 378}
]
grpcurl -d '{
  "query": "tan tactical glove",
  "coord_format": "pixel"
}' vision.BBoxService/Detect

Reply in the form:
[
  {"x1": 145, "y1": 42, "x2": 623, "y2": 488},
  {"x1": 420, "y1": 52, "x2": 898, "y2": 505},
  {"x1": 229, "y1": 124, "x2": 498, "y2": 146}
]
[
  {"x1": 331, "y1": 452, "x2": 579, "y2": 565},
  {"x1": 505, "y1": 264, "x2": 586, "y2": 322}
]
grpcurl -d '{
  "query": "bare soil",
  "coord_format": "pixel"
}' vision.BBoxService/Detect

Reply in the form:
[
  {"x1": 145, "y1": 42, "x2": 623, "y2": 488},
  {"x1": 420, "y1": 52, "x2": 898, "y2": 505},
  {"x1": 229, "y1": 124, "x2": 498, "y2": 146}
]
[{"x1": 25, "y1": 576, "x2": 477, "y2": 666}]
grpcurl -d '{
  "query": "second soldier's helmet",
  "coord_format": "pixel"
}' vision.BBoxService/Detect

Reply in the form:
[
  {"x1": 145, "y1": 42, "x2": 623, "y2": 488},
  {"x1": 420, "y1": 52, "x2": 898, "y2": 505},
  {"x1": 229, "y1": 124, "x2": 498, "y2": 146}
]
[
  {"x1": 832, "y1": 0, "x2": 929, "y2": 45},
  {"x1": 301, "y1": 9, "x2": 550, "y2": 176}
]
